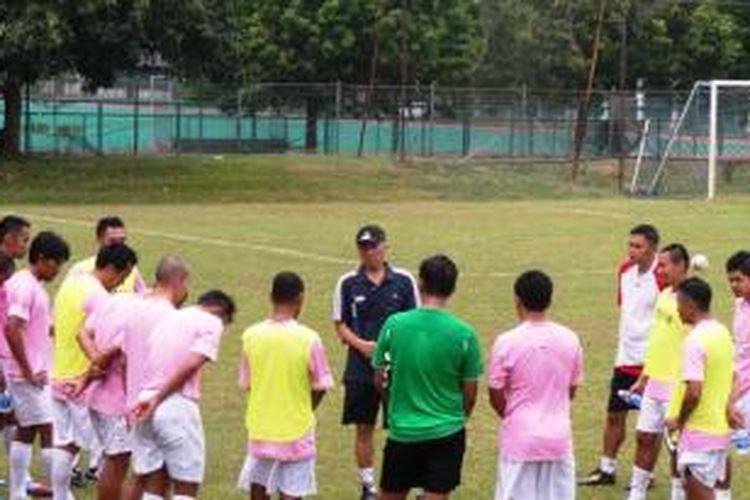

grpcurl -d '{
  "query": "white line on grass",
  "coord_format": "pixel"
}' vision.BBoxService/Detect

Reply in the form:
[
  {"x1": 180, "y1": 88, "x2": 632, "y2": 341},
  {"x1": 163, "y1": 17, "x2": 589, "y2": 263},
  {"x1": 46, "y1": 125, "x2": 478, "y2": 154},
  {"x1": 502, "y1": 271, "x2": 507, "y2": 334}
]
[
  {"x1": 26, "y1": 213, "x2": 614, "y2": 278},
  {"x1": 27, "y1": 213, "x2": 355, "y2": 266}
]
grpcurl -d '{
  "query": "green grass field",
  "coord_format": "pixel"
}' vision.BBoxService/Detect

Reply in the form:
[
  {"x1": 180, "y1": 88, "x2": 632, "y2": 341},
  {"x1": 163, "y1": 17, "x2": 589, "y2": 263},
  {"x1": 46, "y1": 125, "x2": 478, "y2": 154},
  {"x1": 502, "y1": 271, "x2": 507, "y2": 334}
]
[{"x1": 1, "y1": 155, "x2": 749, "y2": 499}]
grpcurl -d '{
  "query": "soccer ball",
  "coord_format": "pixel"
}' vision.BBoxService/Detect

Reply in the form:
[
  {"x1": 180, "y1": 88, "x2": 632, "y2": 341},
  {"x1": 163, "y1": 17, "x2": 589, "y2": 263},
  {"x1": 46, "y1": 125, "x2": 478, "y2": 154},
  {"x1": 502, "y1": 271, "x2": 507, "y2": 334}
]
[{"x1": 691, "y1": 254, "x2": 709, "y2": 272}]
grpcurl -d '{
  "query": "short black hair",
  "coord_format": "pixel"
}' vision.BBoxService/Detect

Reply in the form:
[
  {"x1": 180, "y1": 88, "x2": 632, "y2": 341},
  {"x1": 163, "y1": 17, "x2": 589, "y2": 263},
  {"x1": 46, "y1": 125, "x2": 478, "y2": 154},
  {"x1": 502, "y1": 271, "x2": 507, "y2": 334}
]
[
  {"x1": 677, "y1": 277, "x2": 712, "y2": 313},
  {"x1": 271, "y1": 272, "x2": 304, "y2": 304},
  {"x1": 726, "y1": 251, "x2": 750, "y2": 274},
  {"x1": 661, "y1": 243, "x2": 690, "y2": 268},
  {"x1": 630, "y1": 224, "x2": 660, "y2": 247},
  {"x1": 95, "y1": 243, "x2": 138, "y2": 272},
  {"x1": 419, "y1": 254, "x2": 458, "y2": 298},
  {"x1": 0, "y1": 252, "x2": 15, "y2": 276},
  {"x1": 0, "y1": 215, "x2": 30, "y2": 240},
  {"x1": 198, "y1": 289, "x2": 236, "y2": 324},
  {"x1": 29, "y1": 231, "x2": 70, "y2": 265},
  {"x1": 514, "y1": 270, "x2": 553, "y2": 312},
  {"x1": 96, "y1": 216, "x2": 125, "y2": 238}
]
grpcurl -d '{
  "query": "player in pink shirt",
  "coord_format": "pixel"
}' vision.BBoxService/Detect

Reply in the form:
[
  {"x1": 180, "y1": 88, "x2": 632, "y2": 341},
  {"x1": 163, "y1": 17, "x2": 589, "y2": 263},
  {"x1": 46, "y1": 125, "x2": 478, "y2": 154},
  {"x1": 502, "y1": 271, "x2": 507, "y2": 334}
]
[
  {"x1": 722, "y1": 251, "x2": 750, "y2": 499},
  {"x1": 2, "y1": 232, "x2": 69, "y2": 500},
  {"x1": 130, "y1": 289, "x2": 236, "y2": 500},
  {"x1": 78, "y1": 255, "x2": 191, "y2": 500},
  {"x1": 489, "y1": 270, "x2": 583, "y2": 500}
]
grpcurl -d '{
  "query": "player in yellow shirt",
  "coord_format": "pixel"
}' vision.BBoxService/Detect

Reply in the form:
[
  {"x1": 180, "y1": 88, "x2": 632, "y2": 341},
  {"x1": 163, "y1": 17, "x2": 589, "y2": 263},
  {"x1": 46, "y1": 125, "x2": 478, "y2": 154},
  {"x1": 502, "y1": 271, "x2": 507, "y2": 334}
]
[
  {"x1": 666, "y1": 277, "x2": 734, "y2": 500},
  {"x1": 67, "y1": 216, "x2": 146, "y2": 294},
  {"x1": 51, "y1": 244, "x2": 138, "y2": 498},
  {"x1": 626, "y1": 244, "x2": 689, "y2": 500}
]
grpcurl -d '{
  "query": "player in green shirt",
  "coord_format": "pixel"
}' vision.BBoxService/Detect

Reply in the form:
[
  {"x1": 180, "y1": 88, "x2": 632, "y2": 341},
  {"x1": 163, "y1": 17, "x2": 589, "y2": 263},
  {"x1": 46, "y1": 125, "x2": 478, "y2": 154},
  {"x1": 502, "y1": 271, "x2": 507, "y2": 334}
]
[{"x1": 373, "y1": 254, "x2": 483, "y2": 499}]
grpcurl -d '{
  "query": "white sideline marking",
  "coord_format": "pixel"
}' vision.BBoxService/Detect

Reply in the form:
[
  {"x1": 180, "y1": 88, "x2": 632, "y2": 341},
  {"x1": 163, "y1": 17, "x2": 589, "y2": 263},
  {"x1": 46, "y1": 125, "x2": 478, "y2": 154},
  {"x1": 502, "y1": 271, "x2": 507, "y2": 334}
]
[
  {"x1": 25, "y1": 213, "x2": 615, "y2": 278},
  {"x1": 26, "y1": 213, "x2": 355, "y2": 266}
]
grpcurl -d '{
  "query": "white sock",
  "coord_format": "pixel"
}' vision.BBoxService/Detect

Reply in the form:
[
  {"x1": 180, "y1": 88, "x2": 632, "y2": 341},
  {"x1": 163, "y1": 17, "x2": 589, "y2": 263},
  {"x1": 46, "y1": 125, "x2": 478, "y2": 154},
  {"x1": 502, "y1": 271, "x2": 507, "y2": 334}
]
[
  {"x1": 9, "y1": 441, "x2": 32, "y2": 500},
  {"x1": 716, "y1": 489, "x2": 732, "y2": 500},
  {"x1": 671, "y1": 477, "x2": 686, "y2": 500},
  {"x1": 359, "y1": 467, "x2": 376, "y2": 491},
  {"x1": 142, "y1": 494, "x2": 165, "y2": 500},
  {"x1": 48, "y1": 448, "x2": 74, "y2": 500},
  {"x1": 4, "y1": 425, "x2": 15, "y2": 453},
  {"x1": 599, "y1": 456, "x2": 617, "y2": 474},
  {"x1": 173, "y1": 496, "x2": 195, "y2": 500},
  {"x1": 627, "y1": 466, "x2": 651, "y2": 500}
]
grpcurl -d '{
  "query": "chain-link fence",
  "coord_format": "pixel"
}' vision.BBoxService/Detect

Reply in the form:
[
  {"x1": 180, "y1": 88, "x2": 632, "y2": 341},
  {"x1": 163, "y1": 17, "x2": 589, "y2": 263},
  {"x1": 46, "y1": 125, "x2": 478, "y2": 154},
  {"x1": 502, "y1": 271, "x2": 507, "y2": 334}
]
[{"x1": 4, "y1": 78, "x2": 750, "y2": 160}]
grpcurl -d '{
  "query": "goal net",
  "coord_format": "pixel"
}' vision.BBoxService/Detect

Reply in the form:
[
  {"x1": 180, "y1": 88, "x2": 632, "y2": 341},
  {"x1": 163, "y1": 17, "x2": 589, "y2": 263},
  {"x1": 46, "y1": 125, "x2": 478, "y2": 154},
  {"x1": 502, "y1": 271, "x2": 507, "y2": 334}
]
[{"x1": 630, "y1": 80, "x2": 750, "y2": 199}]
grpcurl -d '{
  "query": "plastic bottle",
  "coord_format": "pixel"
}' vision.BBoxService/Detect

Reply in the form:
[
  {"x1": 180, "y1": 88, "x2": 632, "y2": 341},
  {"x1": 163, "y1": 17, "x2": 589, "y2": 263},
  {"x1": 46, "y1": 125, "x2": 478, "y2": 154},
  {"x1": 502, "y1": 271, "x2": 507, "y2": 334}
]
[
  {"x1": 733, "y1": 429, "x2": 749, "y2": 456},
  {"x1": 0, "y1": 391, "x2": 13, "y2": 414},
  {"x1": 617, "y1": 389, "x2": 642, "y2": 409}
]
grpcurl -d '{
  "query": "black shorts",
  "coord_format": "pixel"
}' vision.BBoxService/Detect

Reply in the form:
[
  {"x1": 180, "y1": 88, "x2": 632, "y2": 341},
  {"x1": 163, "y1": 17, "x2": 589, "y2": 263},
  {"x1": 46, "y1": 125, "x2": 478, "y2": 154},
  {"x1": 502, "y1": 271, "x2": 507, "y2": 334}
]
[
  {"x1": 608, "y1": 368, "x2": 642, "y2": 413},
  {"x1": 381, "y1": 429, "x2": 466, "y2": 494},
  {"x1": 342, "y1": 382, "x2": 386, "y2": 426}
]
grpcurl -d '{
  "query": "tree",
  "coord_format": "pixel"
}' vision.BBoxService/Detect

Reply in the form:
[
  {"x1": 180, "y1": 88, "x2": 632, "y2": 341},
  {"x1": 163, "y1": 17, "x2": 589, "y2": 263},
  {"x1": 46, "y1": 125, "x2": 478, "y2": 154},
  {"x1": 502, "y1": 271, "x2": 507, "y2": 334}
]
[
  {"x1": 235, "y1": 0, "x2": 485, "y2": 151},
  {"x1": 0, "y1": 1, "x2": 144, "y2": 156}
]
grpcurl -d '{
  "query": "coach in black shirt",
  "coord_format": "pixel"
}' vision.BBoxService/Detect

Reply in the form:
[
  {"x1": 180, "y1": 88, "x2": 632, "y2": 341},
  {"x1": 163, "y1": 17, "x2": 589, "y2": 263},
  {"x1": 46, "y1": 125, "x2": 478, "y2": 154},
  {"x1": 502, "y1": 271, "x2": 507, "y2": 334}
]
[{"x1": 332, "y1": 224, "x2": 419, "y2": 500}]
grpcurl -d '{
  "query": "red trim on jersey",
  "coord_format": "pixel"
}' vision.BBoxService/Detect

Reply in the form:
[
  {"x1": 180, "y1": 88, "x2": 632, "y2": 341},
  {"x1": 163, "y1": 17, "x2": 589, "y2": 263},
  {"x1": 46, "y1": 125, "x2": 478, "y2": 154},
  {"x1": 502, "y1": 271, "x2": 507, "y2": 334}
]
[
  {"x1": 615, "y1": 365, "x2": 643, "y2": 377},
  {"x1": 616, "y1": 255, "x2": 665, "y2": 306}
]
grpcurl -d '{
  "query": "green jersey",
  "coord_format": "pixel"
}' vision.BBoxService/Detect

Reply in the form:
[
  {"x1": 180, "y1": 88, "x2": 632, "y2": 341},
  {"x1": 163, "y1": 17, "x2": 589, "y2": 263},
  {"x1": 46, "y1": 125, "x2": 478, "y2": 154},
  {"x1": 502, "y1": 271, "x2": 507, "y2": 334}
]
[{"x1": 373, "y1": 307, "x2": 483, "y2": 442}]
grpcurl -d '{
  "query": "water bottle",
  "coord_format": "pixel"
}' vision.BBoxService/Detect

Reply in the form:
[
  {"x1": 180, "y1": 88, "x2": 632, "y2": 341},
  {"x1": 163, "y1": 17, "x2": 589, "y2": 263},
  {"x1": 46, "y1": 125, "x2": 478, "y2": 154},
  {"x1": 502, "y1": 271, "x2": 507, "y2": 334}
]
[
  {"x1": 617, "y1": 389, "x2": 642, "y2": 409},
  {"x1": 732, "y1": 429, "x2": 749, "y2": 456},
  {"x1": 0, "y1": 391, "x2": 13, "y2": 414}
]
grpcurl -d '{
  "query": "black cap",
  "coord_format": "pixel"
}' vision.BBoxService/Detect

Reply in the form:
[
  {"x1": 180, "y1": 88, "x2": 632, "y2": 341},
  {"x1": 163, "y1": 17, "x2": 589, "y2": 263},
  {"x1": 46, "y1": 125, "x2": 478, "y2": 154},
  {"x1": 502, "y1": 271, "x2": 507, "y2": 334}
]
[{"x1": 356, "y1": 225, "x2": 386, "y2": 246}]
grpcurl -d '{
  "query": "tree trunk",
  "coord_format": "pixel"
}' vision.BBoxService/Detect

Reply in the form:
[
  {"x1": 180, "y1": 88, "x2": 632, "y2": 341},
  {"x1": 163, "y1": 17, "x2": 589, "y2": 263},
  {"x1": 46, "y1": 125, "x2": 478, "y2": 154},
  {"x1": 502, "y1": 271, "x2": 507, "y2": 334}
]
[
  {"x1": 1, "y1": 82, "x2": 22, "y2": 157},
  {"x1": 305, "y1": 98, "x2": 318, "y2": 153}
]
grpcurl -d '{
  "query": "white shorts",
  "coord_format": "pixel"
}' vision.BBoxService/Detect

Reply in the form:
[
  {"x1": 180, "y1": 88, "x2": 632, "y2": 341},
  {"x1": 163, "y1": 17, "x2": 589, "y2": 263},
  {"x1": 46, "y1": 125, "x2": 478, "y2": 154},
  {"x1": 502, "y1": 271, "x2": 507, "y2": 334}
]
[
  {"x1": 7, "y1": 381, "x2": 53, "y2": 428},
  {"x1": 90, "y1": 409, "x2": 132, "y2": 457},
  {"x1": 52, "y1": 396, "x2": 93, "y2": 448},
  {"x1": 237, "y1": 454, "x2": 317, "y2": 497},
  {"x1": 132, "y1": 393, "x2": 205, "y2": 483},
  {"x1": 636, "y1": 395, "x2": 668, "y2": 433},
  {"x1": 495, "y1": 455, "x2": 575, "y2": 500},
  {"x1": 735, "y1": 390, "x2": 750, "y2": 430},
  {"x1": 678, "y1": 449, "x2": 728, "y2": 488}
]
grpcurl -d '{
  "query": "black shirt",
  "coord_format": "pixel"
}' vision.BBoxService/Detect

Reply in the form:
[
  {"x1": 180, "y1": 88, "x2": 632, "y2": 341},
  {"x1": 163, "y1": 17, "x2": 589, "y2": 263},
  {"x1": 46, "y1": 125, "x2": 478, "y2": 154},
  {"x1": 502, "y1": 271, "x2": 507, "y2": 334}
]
[{"x1": 333, "y1": 264, "x2": 418, "y2": 383}]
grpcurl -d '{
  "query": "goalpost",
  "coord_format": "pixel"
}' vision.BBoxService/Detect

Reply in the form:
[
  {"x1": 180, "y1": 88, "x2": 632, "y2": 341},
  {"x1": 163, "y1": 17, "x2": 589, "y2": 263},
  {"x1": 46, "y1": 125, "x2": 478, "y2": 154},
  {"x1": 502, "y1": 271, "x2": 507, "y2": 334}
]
[{"x1": 631, "y1": 79, "x2": 750, "y2": 199}]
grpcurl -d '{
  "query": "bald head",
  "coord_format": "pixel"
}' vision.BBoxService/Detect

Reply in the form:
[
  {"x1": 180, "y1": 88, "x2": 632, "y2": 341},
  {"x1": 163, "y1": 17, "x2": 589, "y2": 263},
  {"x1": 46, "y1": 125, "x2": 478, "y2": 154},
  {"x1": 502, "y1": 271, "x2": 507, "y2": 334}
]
[
  {"x1": 153, "y1": 255, "x2": 190, "y2": 306},
  {"x1": 154, "y1": 255, "x2": 190, "y2": 284}
]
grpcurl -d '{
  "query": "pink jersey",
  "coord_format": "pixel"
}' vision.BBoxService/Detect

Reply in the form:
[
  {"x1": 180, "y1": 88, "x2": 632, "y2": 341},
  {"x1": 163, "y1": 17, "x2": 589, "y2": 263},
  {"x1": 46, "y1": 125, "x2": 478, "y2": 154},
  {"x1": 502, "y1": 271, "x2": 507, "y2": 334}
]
[
  {"x1": 121, "y1": 294, "x2": 176, "y2": 409},
  {"x1": 733, "y1": 298, "x2": 750, "y2": 397},
  {"x1": 0, "y1": 270, "x2": 53, "y2": 380},
  {"x1": 0, "y1": 284, "x2": 8, "y2": 360},
  {"x1": 488, "y1": 320, "x2": 583, "y2": 462},
  {"x1": 139, "y1": 306, "x2": 224, "y2": 402},
  {"x1": 84, "y1": 294, "x2": 138, "y2": 417}
]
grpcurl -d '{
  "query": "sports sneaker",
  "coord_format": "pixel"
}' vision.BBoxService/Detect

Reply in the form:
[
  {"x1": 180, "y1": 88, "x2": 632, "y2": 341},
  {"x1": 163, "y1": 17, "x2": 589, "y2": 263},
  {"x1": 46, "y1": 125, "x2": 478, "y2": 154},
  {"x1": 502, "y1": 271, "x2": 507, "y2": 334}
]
[
  {"x1": 84, "y1": 467, "x2": 99, "y2": 483},
  {"x1": 70, "y1": 467, "x2": 86, "y2": 488},
  {"x1": 577, "y1": 468, "x2": 616, "y2": 486},
  {"x1": 26, "y1": 479, "x2": 52, "y2": 498},
  {"x1": 359, "y1": 485, "x2": 377, "y2": 500}
]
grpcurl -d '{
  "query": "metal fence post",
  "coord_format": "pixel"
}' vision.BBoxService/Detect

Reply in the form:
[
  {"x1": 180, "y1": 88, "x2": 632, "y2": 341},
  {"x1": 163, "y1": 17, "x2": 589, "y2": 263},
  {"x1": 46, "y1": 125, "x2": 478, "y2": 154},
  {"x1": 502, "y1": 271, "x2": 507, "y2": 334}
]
[
  {"x1": 175, "y1": 102, "x2": 182, "y2": 155},
  {"x1": 97, "y1": 103, "x2": 104, "y2": 154},
  {"x1": 133, "y1": 83, "x2": 140, "y2": 155},
  {"x1": 429, "y1": 82, "x2": 436, "y2": 156},
  {"x1": 236, "y1": 89, "x2": 243, "y2": 151},
  {"x1": 23, "y1": 85, "x2": 31, "y2": 153},
  {"x1": 335, "y1": 81, "x2": 342, "y2": 154}
]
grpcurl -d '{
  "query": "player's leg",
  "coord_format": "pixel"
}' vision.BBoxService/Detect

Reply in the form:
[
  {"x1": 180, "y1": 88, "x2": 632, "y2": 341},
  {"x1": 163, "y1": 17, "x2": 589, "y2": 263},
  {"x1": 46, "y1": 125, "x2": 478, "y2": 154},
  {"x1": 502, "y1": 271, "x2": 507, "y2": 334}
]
[
  {"x1": 683, "y1": 471, "x2": 714, "y2": 500},
  {"x1": 140, "y1": 468, "x2": 169, "y2": 498},
  {"x1": 580, "y1": 371, "x2": 634, "y2": 485},
  {"x1": 422, "y1": 430, "x2": 465, "y2": 500},
  {"x1": 172, "y1": 479, "x2": 200, "y2": 499},
  {"x1": 250, "y1": 483, "x2": 271, "y2": 500},
  {"x1": 51, "y1": 398, "x2": 81, "y2": 500},
  {"x1": 158, "y1": 394, "x2": 205, "y2": 500},
  {"x1": 344, "y1": 381, "x2": 381, "y2": 498},
  {"x1": 379, "y1": 435, "x2": 418, "y2": 500},
  {"x1": 9, "y1": 424, "x2": 38, "y2": 500},
  {"x1": 715, "y1": 456, "x2": 731, "y2": 499},
  {"x1": 97, "y1": 453, "x2": 130, "y2": 500},
  {"x1": 670, "y1": 450, "x2": 686, "y2": 500}
]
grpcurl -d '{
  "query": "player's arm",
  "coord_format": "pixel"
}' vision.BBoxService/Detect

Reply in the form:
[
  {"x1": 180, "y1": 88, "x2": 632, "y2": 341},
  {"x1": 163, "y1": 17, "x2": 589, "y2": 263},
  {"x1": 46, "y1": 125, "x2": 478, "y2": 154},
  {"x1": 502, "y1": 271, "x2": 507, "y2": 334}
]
[
  {"x1": 132, "y1": 352, "x2": 209, "y2": 422},
  {"x1": 676, "y1": 380, "x2": 702, "y2": 429},
  {"x1": 334, "y1": 321, "x2": 375, "y2": 358},
  {"x1": 488, "y1": 388, "x2": 506, "y2": 417},
  {"x1": 77, "y1": 326, "x2": 101, "y2": 363},
  {"x1": 463, "y1": 381, "x2": 478, "y2": 417},
  {"x1": 5, "y1": 316, "x2": 44, "y2": 386}
]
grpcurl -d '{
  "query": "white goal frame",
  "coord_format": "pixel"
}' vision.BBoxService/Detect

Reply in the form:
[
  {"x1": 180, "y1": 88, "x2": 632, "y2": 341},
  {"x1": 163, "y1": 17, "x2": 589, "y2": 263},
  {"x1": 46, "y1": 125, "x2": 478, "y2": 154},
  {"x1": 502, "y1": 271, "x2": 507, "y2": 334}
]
[{"x1": 642, "y1": 79, "x2": 750, "y2": 200}]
